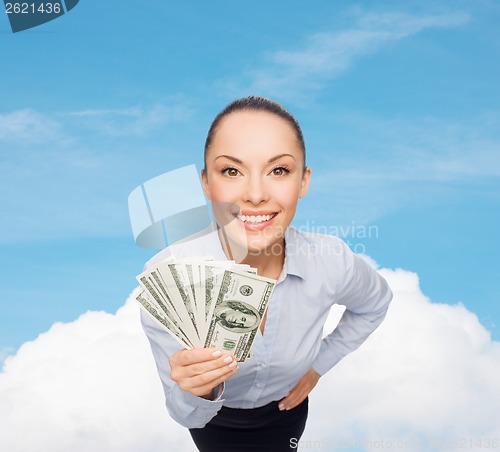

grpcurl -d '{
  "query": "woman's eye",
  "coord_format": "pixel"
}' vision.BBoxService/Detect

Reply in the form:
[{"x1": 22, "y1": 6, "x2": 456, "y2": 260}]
[
  {"x1": 271, "y1": 167, "x2": 289, "y2": 176},
  {"x1": 222, "y1": 167, "x2": 239, "y2": 177}
]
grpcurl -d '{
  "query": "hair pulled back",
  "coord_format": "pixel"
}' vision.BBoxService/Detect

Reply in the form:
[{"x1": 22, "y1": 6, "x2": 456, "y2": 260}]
[{"x1": 203, "y1": 96, "x2": 306, "y2": 170}]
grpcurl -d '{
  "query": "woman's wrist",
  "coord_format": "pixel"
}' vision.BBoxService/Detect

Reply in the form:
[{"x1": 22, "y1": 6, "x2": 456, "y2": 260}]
[{"x1": 200, "y1": 389, "x2": 215, "y2": 400}]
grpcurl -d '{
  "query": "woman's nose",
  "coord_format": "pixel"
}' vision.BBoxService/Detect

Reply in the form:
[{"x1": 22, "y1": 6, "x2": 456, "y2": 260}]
[{"x1": 243, "y1": 175, "x2": 269, "y2": 205}]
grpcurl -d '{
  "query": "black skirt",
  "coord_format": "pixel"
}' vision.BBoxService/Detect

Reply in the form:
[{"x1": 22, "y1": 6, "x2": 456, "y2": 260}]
[{"x1": 189, "y1": 397, "x2": 309, "y2": 452}]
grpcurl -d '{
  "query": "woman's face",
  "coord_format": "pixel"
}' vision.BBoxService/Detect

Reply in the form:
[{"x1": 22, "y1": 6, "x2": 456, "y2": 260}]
[{"x1": 202, "y1": 110, "x2": 311, "y2": 255}]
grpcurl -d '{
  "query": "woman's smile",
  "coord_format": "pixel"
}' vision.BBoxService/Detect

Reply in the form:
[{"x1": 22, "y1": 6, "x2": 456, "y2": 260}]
[{"x1": 235, "y1": 210, "x2": 279, "y2": 231}]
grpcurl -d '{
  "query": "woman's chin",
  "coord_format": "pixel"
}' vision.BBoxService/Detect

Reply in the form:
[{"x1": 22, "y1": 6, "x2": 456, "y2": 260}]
[{"x1": 218, "y1": 221, "x2": 286, "y2": 259}]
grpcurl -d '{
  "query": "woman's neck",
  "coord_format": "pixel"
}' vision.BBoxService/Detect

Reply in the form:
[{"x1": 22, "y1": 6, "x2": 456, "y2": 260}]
[
  {"x1": 218, "y1": 229, "x2": 285, "y2": 280},
  {"x1": 242, "y1": 250, "x2": 284, "y2": 280}
]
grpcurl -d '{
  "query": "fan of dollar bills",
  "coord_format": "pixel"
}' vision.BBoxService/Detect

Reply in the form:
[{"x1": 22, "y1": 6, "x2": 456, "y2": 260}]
[{"x1": 136, "y1": 258, "x2": 276, "y2": 362}]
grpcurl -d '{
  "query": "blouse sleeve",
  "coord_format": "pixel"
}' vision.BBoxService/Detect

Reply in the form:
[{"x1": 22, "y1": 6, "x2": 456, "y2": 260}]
[
  {"x1": 312, "y1": 241, "x2": 393, "y2": 376},
  {"x1": 140, "y1": 309, "x2": 225, "y2": 428}
]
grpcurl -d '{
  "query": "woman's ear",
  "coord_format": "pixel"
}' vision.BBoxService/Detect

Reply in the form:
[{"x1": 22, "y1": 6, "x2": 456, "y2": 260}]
[
  {"x1": 299, "y1": 166, "x2": 312, "y2": 198},
  {"x1": 201, "y1": 169, "x2": 212, "y2": 201}
]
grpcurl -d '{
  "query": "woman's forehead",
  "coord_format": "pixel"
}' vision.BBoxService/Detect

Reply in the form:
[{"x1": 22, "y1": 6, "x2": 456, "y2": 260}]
[
  {"x1": 208, "y1": 110, "x2": 302, "y2": 160},
  {"x1": 215, "y1": 110, "x2": 296, "y2": 136}
]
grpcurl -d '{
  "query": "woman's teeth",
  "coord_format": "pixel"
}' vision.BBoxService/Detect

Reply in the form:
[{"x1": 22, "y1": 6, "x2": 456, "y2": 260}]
[{"x1": 237, "y1": 214, "x2": 275, "y2": 224}]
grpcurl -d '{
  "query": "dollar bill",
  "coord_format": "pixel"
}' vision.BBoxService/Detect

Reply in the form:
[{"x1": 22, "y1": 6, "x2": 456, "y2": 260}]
[
  {"x1": 204, "y1": 270, "x2": 275, "y2": 361},
  {"x1": 166, "y1": 262, "x2": 201, "y2": 342},
  {"x1": 136, "y1": 290, "x2": 193, "y2": 348},
  {"x1": 136, "y1": 259, "x2": 276, "y2": 360},
  {"x1": 137, "y1": 266, "x2": 201, "y2": 347}
]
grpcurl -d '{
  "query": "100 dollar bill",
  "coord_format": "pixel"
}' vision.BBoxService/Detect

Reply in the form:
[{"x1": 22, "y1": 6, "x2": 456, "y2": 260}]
[{"x1": 204, "y1": 270, "x2": 275, "y2": 361}]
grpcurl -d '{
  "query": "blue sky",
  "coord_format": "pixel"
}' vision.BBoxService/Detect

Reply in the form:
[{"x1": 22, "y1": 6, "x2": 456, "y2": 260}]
[{"x1": 1, "y1": 0, "x2": 499, "y2": 361}]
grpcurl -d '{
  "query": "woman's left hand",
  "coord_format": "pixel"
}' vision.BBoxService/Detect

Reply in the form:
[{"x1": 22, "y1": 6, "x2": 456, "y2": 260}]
[{"x1": 278, "y1": 367, "x2": 321, "y2": 411}]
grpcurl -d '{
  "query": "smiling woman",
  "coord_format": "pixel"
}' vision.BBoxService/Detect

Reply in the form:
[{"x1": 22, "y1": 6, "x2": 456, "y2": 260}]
[
  {"x1": 140, "y1": 96, "x2": 393, "y2": 452},
  {"x1": 201, "y1": 104, "x2": 311, "y2": 271}
]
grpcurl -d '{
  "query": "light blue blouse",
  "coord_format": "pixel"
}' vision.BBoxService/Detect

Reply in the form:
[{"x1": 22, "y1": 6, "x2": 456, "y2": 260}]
[{"x1": 140, "y1": 226, "x2": 392, "y2": 428}]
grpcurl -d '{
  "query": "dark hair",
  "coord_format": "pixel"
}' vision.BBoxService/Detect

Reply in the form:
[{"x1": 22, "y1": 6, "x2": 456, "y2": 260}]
[{"x1": 203, "y1": 96, "x2": 306, "y2": 170}]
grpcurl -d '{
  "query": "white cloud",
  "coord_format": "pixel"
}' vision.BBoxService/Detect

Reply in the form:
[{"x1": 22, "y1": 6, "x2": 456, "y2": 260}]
[
  {"x1": 0, "y1": 347, "x2": 15, "y2": 367},
  {"x1": 300, "y1": 111, "x2": 500, "y2": 226},
  {"x1": 0, "y1": 109, "x2": 66, "y2": 145},
  {"x1": 304, "y1": 267, "x2": 500, "y2": 450},
  {"x1": 1, "y1": 266, "x2": 498, "y2": 451},
  {"x1": 67, "y1": 103, "x2": 194, "y2": 136},
  {"x1": 0, "y1": 100, "x2": 195, "y2": 244},
  {"x1": 0, "y1": 101, "x2": 193, "y2": 149},
  {"x1": 342, "y1": 113, "x2": 500, "y2": 181},
  {"x1": 68, "y1": 107, "x2": 145, "y2": 117},
  {"x1": 0, "y1": 289, "x2": 196, "y2": 452},
  {"x1": 228, "y1": 11, "x2": 469, "y2": 98}
]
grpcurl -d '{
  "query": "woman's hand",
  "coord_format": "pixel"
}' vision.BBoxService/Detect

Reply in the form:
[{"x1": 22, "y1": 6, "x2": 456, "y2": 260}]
[
  {"x1": 278, "y1": 368, "x2": 321, "y2": 411},
  {"x1": 169, "y1": 348, "x2": 239, "y2": 399}
]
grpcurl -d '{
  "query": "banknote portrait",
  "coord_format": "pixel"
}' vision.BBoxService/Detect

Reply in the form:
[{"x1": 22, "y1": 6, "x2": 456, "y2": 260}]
[{"x1": 214, "y1": 300, "x2": 261, "y2": 333}]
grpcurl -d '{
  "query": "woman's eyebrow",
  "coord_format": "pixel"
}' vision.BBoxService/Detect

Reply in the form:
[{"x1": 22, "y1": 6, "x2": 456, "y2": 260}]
[
  {"x1": 214, "y1": 155, "x2": 243, "y2": 164},
  {"x1": 268, "y1": 153, "x2": 296, "y2": 163},
  {"x1": 214, "y1": 153, "x2": 295, "y2": 164}
]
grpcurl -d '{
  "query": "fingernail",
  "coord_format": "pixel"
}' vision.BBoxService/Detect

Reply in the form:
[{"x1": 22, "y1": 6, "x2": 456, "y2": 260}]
[
  {"x1": 228, "y1": 360, "x2": 238, "y2": 368},
  {"x1": 279, "y1": 404, "x2": 285, "y2": 411},
  {"x1": 212, "y1": 350, "x2": 222, "y2": 358},
  {"x1": 223, "y1": 356, "x2": 233, "y2": 364},
  {"x1": 232, "y1": 366, "x2": 239, "y2": 372}
]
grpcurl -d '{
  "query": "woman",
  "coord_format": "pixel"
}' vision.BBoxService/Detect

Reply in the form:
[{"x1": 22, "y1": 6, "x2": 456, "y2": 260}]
[{"x1": 140, "y1": 96, "x2": 392, "y2": 451}]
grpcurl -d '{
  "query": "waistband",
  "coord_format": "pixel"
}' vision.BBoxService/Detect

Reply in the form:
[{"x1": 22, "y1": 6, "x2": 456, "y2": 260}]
[{"x1": 209, "y1": 397, "x2": 309, "y2": 429}]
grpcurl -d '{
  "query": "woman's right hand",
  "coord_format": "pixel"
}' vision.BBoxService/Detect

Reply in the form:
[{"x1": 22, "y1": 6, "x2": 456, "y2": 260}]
[{"x1": 169, "y1": 348, "x2": 239, "y2": 399}]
